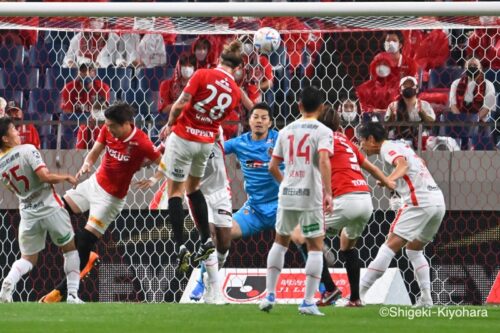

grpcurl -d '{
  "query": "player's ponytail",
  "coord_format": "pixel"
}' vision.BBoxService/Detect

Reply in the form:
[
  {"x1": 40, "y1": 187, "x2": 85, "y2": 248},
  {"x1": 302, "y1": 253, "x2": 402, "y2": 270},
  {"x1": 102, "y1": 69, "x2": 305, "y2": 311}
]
[{"x1": 220, "y1": 40, "x2": 243, "y2": 69}]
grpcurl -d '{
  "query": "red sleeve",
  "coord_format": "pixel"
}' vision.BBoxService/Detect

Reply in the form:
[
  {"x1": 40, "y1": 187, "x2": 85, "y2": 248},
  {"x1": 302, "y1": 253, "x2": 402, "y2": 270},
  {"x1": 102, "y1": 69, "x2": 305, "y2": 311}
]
[
  {"x1": 97, "y1": 125, "x2": 108, "y2": 144},
  {"x1": 98, "y1": 81, "x2": 111, "y2": 102},
  {"x1": 354, "y1": 144, "x2": 365, "y2": 165},
  {"x1": 30, "y1": 125, "x2": 41, "y2": 150},
  {"x1": 158, "y1": 79, "x2": 172, "y2": 113},
  {"x1": 183, "y1": 70, "x2": 203, "y2": 96},
  {"x1": 141, "y1": 135, "x2": 162, "y2": 162},
  {"x1": 260, "y1": 56, "x2": 273, "y2": 81},
  {"x1": 60, "y1": 82, "x2": 73, "y2": 113}
]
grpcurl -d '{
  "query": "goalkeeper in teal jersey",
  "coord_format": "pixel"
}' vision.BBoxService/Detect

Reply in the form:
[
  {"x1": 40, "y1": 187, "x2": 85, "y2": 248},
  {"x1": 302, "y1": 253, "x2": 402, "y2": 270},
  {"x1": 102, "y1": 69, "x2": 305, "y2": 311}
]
[
  {"x1": 189, "y1": 102, "x2": 283, "y2": 302},
  {"x1": 224, "y1": 102, "x2": 283, "y2": 239}
]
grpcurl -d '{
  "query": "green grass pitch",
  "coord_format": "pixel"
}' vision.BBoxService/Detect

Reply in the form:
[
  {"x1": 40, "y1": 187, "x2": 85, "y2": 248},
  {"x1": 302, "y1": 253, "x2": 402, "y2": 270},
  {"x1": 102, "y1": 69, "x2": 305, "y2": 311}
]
[{"x1": 0, "y1": 303, "x2": 498, "y2": 333}]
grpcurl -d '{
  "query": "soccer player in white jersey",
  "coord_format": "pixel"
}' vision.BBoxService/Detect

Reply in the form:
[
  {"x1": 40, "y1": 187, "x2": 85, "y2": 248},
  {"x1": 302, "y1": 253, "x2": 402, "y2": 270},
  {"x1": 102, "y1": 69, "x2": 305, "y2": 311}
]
[
  {"x1": 358, "y1": 122, "x2": 446, "y2": 307},
  {"x1": 0, "y1": 118, "x2": 82, "y2": 303},
  {"x1": 138, "y1": 128, "x2": 232, "y2": 304},
  {"x1": 259, "y1": 86, "x2": 334, "y2": 316}
]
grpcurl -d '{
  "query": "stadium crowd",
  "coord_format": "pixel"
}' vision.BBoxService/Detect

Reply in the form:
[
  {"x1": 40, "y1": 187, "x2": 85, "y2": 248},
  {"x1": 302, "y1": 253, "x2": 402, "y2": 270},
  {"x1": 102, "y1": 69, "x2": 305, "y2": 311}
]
[{"x1": 1, "y1": 16, "x2": 499, "y2": 151}]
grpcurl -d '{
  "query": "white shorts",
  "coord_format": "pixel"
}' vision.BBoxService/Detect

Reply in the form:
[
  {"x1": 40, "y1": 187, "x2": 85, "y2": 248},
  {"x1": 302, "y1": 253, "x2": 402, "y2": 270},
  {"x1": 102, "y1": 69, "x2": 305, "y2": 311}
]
[
  {"x1": 390, "y1": 204, "x2": 446, "y2": 243},
  {"x1": 276, "y1": 208, "x2": 324, "y2": 238},
  {"x1": 19, "y1": 208, "x2": 74, "y2": 255},
  {"x1": 162, "y1": 133, "x2": 214, "y2": 182},
  {"x1": 65, "y1": 174, "x2": 125, "y2": 234},
  {"x1": 188, "y1": 188, "x2": 232, "y2": 228},
  {"x1": 325, "y1": 192, "x2": 373, "y2": 239}
]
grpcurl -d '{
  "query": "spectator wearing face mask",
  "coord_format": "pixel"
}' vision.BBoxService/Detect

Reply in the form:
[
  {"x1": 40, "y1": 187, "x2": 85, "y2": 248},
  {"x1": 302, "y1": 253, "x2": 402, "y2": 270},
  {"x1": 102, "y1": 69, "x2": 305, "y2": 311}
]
[
  {"x1": 448, "y1": 58, "x2": 495, "y2": 149},
  {"x1": 114, "y1": 17, "x2": 167, "y2": 68},
  {"x1": 63, "y1": 17, "x2": 122, "y2": 68},
  {"x1": 338, "y1": 99, "x2": 360, "y2": 142},
  {"x1": 385, "y1": 76, "x2": 435, "y2": 147},
  {"x1": 158, "y1": 53, "x2": 196, "y2": 114},
  {"x1": 4, "y1": 101, "x2": 40, "y2": 149},
  {"x1": 383, "y1": 30, "x2": 418, "y2": 78},
  {"x1": 60, "y1": 61, "x2": 110, "y2": 148},
  {"x1": 192, "y1": 37, "x2": 217, "y2": 70},
  {"x1": 356, "y1": 52, "x2": 400, "y2": 120}
]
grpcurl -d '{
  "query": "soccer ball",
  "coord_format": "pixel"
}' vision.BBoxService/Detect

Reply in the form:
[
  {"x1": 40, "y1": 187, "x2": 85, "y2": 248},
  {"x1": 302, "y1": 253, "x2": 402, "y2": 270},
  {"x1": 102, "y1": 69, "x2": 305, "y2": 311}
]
[{"x1": 254, "y1": 27, "x2": 281, "y2": 54}]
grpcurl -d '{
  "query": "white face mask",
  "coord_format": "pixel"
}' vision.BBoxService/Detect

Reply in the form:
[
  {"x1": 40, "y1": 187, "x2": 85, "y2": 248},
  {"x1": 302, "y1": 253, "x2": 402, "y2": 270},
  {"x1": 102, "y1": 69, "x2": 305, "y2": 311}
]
[
  {"x1": 134, "y1": 18, "x2": 155, "y2": 31},
  {"x1": 376, "y1": 65, "x2": 391, "y2": 78},
  {"x1": 89, "y1": 19, "x2": 105, "y2": 30},
  {"x1": 342, "y1": 111, "x2": 357, "y2": 122},
  {"x1": 384, "y1": 41, "x2": 399, "y2": 53},
  {"x1": 180, "y1": 66, "x2": 194, "y2": 79},
  {"x1": 195, "y1": 49, "x2": 208, "y2": 62}
]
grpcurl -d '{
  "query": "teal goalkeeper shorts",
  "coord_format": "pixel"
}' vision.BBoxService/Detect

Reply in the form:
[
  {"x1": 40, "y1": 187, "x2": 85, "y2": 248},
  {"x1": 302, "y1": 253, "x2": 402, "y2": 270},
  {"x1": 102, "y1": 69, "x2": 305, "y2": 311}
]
[{"x1": 233, "y1": 201, "x2": 277, "y2": 238}]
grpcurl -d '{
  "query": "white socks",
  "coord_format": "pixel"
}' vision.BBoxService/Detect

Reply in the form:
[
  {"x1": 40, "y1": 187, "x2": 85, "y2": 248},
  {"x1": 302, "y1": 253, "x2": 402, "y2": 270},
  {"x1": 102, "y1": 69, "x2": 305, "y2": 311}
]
[
  {"x1": 304, "y1": 251, "x2": 323, "y2": 304},
  {"x1": 360, "y1": 244, "x2": 396, "y2": 293},
  {"x1": 406, "y1": 249, "x2": 432, "y2": 300},
  {"x1": 63, "y1": 250, "x2": 80, "y2": 296},
  {"x1": 266, "y1": 242, "x2": 288, "y2": 295},
  {"x1": 217, "y1": 250, "x2": 228, "y2": 269},
  {"x1": 205, "y1": 252, "x2": 219, "y2": 289},
  {"x1": 5, "y1": 258, "x2": 33, "y2": 285}
]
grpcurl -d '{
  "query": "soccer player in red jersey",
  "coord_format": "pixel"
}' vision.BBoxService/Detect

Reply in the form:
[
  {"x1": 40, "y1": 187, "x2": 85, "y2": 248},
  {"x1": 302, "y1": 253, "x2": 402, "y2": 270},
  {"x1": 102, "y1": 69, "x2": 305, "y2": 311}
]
[
  {"x1": 40, "y1": 103, "x2": 161, "y2": 302},
  {"x1": 160, "y1": 40, "x2": 245, "y2": 270}
]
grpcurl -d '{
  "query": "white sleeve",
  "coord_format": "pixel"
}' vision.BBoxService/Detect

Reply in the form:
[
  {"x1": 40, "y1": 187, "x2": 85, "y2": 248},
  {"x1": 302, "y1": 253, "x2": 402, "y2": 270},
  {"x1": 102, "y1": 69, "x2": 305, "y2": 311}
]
[
  {"x1": 124, "y1": 34, "x2": 139, "y2": 65},
  {"x1": 483, "y1": 80, "x2": 496, "y2": 112},
  {"x1": 449, "y1": 79, "x2": 459, "y2": 106},
  {"x1": 154, "y1": 35, "x2": 167, "y2": 67},
  {"x1": 63, "y1": 33, "x2": 80, "y2": 67},
  {"x1": 272, "y1": 131, "x2": 284, "y2": 160},
  {"x1": 421, "y1": 100, "x2": 436, "y2": 121},
  {"x1": 317, "y1": 126, "x2": 334, "y2": 155},
  {"x1": 380, "y1": 141, "x2": 404, "y2": 166},
  {"x1": 24, "y1": 145, "x2": 46, "y2": 172},
  {"x1": 97, "y1": 33, "x2": 121, "y2": 68}
]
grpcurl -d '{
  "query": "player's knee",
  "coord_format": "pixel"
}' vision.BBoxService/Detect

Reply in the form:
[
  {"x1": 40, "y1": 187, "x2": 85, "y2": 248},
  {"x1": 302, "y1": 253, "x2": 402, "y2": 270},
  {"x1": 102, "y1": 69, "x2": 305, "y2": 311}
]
[{"x1": 61, "y1": 196, "x2": 76, "y2": 215}]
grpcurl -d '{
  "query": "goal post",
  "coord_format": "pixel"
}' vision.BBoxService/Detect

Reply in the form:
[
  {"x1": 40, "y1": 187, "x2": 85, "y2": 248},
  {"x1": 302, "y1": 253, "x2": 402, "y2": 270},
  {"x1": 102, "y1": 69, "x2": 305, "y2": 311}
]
[{"x1": 0, "y1": 2, "x2": 498, "y2": 305}]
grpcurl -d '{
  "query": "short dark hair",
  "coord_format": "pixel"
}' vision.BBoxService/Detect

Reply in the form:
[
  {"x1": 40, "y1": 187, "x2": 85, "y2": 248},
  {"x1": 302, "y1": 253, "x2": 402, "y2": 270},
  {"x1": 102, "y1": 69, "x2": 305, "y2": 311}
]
[
  {"x1": 300, "y1": 86, "x2": 324, "y2": 113},
  {"x1": 104, "y1": 103, "x2": 135, "y2": 125},
  {"x1": 0, "y1": 117, "x2": 14, "y2": 149},
  {"x1": 357, "y1": 122, "x2": 387, "y2": 142},
  {"x1": 250, "y1": 102, "x2": 272, "y2": 119},
  {"x1": 178, "y1": 53, "x2": 196, "y2": 67},
  {"x1": 320, "y1": 105, "x2": 340, "y2": 132},
  {"x1": 385, "y1": 30, "x2": 404, "y2": 45}
]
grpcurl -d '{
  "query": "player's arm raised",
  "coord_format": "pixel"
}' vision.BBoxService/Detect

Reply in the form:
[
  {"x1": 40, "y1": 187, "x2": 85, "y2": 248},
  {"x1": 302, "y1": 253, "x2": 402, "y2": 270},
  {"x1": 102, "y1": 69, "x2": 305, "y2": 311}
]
[
  {"x1": 361, "y1": 159, "x2": 396, "y2": 190},
  {"x1": 159, "y1": 92, "x2": 192, "y2": 140},
  {"x1": 76, "y1": 141, "x2": 105, "y2": 179},
  {"x1": 269, "y1": 156, "x2": 283, "y2": 183},
  {"x1": 36, "y1": 167, "x2": 77, "y2": 187}
]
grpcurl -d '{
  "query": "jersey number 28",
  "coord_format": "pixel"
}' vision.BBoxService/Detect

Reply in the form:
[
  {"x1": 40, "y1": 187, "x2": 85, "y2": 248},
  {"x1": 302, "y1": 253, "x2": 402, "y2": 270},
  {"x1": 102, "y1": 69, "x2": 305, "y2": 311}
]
[{"x1": 194, "y1": 84, "x2": 233, "y2": 120}]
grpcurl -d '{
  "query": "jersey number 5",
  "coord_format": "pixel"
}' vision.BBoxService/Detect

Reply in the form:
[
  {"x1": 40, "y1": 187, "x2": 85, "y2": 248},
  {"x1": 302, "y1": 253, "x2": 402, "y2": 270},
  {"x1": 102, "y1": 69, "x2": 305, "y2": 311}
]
[
  {"x1": 287, "y1": 134, "x2": 311, "y2": 164},
  {"x1": 194, "y1": 84, "x2": 233, "y2": 120},
  {"x1": 2, "y1": 165, "x2": 30, "y2": 194}
]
